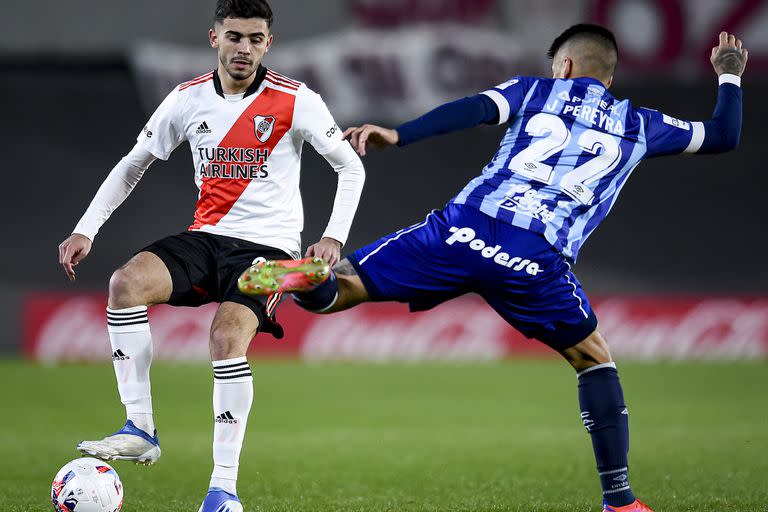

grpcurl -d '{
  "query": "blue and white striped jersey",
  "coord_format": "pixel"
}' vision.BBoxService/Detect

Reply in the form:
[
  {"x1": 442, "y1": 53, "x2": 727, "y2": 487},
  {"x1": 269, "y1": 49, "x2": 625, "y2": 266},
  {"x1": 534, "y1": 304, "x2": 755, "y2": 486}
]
[{"x1": 452, "y1": 76, "x2": 705, "y2": 261}]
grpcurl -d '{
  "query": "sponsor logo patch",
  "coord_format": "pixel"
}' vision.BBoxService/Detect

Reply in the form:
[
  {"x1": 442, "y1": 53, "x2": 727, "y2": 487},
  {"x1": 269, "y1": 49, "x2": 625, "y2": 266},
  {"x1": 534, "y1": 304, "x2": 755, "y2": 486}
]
[{"x1": 445, "y1": 226, "x2": 544, "y2": 276}]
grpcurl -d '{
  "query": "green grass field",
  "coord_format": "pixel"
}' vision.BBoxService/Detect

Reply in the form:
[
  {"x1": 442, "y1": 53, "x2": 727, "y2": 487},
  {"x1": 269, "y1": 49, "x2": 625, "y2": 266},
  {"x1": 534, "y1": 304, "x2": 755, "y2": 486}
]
[{"x1": 1, "y1": 360, "x2": 766, "y2": 511}]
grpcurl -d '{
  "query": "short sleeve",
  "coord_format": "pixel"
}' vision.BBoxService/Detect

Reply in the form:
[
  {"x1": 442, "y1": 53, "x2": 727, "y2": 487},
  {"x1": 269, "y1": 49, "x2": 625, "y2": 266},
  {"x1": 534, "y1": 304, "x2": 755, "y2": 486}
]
[
  {"x1": 135, "y1": 87, "x2": 186, "y2": 161},
  {"x1": 480, "y1": 76, "x2": 533, "y2": 125},
  {"x1": 293, "y1": 86, "x2": 344, "y2": 155},
  {"x1": 638, "y1": 108, "x2": 704, "y2": 158}
]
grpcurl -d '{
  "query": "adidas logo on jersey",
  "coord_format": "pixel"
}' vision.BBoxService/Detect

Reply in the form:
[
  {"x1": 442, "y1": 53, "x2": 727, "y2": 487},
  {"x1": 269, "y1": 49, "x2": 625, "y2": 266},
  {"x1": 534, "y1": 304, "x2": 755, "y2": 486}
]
[
  {"x1": 445, "y1": 227, "x2": 544, "y2": 276},
  {"x1": 215, "y1": 411, "x2": 238, "y2": 424},
  {"x1": 112, "y1": 349, "x2": 130, "y2": 361},
  {"x1": 196, "y1": 121, "x2": 212, "y2": 134}
]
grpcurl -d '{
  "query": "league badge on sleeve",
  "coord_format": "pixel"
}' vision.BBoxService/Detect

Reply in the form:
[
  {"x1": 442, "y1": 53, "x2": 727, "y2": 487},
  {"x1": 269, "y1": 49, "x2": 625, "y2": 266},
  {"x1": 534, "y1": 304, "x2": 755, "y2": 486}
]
[
  {"x1": 662, "y1": 113, "x2": 690, "y2": 131},
  {"x1": 254, "y1": 115, "x2": 276, "y2": 143}
]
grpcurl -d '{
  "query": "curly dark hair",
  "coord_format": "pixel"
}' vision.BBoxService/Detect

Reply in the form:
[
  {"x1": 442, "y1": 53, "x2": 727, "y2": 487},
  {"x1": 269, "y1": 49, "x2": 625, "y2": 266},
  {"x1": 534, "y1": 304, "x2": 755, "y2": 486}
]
[{"x1": 214, "y1": 0, "x2": 273, "y2": 27}]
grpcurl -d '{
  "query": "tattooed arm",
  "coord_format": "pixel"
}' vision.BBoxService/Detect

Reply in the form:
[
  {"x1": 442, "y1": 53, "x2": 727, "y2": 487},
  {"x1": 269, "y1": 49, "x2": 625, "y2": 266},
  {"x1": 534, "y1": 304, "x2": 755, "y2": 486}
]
[
  {"x1": 711, "y1": 31, "x2": 748, "y2": 77},
  {"x1": 695, "y1": 31, "x2": 747, "y2": 154}
]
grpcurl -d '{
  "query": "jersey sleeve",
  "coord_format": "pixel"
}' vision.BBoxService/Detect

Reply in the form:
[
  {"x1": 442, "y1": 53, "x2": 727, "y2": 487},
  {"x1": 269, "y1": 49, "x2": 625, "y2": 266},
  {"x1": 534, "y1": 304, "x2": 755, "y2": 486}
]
[
  {"x1": 637, "y1": 108, "x2": 703, "y2": 158},
  {"x1": 293, "y1": 86, "x2": 345, "y2": 155},
  {"x1": 135, "y1": 86, "x2": 187, "y2": 160},
  {"x1": 480, "y1": 76, "x2": 533, "y2": 125}
]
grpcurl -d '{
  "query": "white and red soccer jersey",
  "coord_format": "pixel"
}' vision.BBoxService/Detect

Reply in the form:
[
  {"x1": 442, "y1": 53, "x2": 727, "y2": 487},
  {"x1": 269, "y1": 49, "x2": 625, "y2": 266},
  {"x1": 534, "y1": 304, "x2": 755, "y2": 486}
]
[{"x1": 136, "y1": 66, "x2": 345, "y2": 257}]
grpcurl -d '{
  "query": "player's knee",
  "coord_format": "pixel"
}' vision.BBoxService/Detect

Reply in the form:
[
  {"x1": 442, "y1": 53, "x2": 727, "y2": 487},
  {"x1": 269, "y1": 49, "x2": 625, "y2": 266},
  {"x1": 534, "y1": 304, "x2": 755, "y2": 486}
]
[
  {"x1": 108, "y1": 266, "x2": 144, "y2": 309},
  {"x1": 560, "y1": 329, "x2": 612, "y2": 372},
  {"x1": 332, "y1": 274, "x2": 370, "y2": 312},
  {"x1": 209, "y1": 323, "x2": 254, "y2": 360}
]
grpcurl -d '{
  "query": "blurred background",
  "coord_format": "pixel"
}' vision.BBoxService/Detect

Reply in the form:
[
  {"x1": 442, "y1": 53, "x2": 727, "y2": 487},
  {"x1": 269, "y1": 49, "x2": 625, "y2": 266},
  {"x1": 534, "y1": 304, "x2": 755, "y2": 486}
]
[{"x1": 2, "y1": 0, "x2": 767, "y2": 360}]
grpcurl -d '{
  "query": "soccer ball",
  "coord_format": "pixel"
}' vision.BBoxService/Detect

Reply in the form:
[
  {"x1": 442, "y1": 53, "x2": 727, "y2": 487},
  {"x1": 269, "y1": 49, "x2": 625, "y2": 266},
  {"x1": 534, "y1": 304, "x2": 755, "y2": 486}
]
[{"x1": 51, "y1": 457, "x2": 124, "y2": 512}]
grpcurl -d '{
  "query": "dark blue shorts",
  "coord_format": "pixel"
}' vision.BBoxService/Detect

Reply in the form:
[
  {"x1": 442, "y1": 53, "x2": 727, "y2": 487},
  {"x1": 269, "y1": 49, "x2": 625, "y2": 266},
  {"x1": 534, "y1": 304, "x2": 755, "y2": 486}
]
[{"x1": 348, "y1": 203, "x2": 597, "y2": 351}]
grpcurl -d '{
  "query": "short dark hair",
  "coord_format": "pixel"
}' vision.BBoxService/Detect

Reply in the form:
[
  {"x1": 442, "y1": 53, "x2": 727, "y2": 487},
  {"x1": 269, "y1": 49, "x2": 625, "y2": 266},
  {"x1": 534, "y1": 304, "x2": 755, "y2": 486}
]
[
  {"x1": 547, "y1": 23, "x2": 618, "y2": 60},
  {"x1": 214, "y1": 0, "x2": 273, "y2": 28}
]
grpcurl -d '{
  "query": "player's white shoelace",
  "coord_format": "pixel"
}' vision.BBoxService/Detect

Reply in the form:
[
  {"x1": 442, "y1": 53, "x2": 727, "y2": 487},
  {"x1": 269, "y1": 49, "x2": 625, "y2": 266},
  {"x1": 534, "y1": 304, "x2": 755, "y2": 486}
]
[{"x1": 77, "y1": 434, "x2": 161, "y2": 464}]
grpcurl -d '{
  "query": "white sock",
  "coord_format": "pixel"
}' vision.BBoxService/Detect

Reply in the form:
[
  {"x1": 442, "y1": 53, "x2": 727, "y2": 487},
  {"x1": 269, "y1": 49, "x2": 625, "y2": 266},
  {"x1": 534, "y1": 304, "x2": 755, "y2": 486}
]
[
  {"x1": 209, "y1": 357, "x2": 253, "y2": 495},
  {"x1": 107, "y1": 306, "x2": 155, "y2": 435}
]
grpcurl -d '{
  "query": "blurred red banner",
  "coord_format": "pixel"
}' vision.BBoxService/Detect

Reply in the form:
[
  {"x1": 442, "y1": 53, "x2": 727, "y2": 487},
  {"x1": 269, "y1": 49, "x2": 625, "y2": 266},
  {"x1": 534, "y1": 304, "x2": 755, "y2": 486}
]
[
  {"x1": 351, "y1": 0, "x2": 497, "y2": 27},
  {"x1": 23, "y1": 293, "x2": 768, "y2": 362},
  {"x1": 590, "y1": 0, "x2": 768, "y2": 72}
]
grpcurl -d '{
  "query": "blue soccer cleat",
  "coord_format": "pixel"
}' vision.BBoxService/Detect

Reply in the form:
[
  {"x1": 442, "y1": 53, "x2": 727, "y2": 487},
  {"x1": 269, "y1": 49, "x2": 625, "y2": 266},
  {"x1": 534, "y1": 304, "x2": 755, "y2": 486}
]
[
  {"x1": 77, "y1": 419, "x2": 161, "y2": 465},
  {"x1": 198, "y1": 488, "x2": 243, "y2": 512}
]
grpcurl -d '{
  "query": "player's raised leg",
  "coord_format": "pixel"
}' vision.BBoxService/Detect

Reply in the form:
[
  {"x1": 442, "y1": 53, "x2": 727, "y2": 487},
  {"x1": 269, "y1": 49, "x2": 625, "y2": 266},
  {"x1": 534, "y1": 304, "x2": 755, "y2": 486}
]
[
  {"x1": 199, "y1": 301, "x2": 259, "y2": 512},
  {"x1": 238, "y1": 256, "x2": 331, "y2": 296},
  {"x1": 77, "y1": 251, "x2": 172, "y2": 464},
  {"x1": 561, "y1": 331, "x2": 652, "y2": 512},
  {"x1": 238, "y1": 257, "x2": 371, "y2": 313}
]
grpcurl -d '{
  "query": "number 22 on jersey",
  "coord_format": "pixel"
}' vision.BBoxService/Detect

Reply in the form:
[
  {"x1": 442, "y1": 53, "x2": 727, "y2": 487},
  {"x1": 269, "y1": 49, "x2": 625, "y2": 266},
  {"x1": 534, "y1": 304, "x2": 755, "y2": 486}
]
[{"x1": 507, "y1": 113, "x2": 622, "y2": 205}]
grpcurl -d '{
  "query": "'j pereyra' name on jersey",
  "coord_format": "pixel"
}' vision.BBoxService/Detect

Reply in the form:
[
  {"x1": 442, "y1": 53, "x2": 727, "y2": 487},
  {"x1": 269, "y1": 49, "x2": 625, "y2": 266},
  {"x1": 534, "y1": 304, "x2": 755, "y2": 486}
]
[
  {"x1": 454, "y1": 76, "x2": 705, "y2": 261},
  {"x1": 136, "y1": 69, "x2": 345, "y2": 257}
]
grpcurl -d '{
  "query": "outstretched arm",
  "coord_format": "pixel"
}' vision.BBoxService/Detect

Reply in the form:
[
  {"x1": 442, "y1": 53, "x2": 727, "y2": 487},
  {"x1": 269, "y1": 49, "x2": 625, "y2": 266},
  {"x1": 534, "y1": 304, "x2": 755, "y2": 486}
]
[
  {"x1": 396, "y1": 94, "x2": 500, "y2": 146},
  {"x1": 58, "y1": 145, "x2": 156, "y2": 281},
  {"x1": 344, "y1": 94, "x2": 500, "y2": 156},
  {"x1": 644, "y1": 32, "x2": 747, "y2": 158},
  {"x1": 698, "y1": 32, "x2": 748, "y2": 153}
]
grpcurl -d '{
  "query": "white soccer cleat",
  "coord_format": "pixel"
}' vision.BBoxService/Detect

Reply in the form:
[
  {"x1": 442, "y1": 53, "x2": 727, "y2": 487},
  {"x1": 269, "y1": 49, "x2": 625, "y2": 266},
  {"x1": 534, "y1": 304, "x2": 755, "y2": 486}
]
[{"x1": 77, "y1": 420, "x2": 161, "y2": 465}]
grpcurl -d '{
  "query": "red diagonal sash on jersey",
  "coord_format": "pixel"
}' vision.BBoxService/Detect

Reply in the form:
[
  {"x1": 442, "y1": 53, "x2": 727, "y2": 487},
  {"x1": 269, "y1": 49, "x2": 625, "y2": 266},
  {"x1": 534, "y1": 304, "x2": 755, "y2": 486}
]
[{"x1": 190, "y1": 88, "x2": 296, "y2": 230}]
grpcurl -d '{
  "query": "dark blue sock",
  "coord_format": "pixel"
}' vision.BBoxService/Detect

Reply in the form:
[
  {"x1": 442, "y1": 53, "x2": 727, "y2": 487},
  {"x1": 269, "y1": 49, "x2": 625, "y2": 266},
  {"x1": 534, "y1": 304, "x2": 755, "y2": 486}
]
[
  {"x1": 577, "y1": 363, "x2": 635, "y2": 507},
  {"x1": 292, "y1": 272, "x2": 338, "y2": 312}
]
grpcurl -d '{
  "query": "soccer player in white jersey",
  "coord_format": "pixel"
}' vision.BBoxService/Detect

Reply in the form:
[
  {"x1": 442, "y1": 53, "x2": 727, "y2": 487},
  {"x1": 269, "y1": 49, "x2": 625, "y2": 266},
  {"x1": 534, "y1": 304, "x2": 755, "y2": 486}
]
[
  {"x1": 57, "y1": 1, "x2": 365, "y2": 510},
  {"x1": 239, "y1": 26, "x2": 748, "y2": 512}
]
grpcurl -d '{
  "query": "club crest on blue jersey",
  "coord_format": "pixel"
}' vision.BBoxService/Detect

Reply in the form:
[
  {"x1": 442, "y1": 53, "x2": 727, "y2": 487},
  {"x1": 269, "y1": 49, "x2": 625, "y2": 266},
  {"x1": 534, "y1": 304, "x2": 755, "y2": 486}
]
[{"x1": 254, "y1": 115, "x2": 276, "y2": 143}]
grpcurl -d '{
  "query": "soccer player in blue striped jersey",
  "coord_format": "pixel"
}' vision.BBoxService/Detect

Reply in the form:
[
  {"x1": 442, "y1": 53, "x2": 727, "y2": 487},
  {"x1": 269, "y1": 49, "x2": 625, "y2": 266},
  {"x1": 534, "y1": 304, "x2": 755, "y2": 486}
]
[{"x1": 239, "y1": 25, "x2": 747, "y2": 512}]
